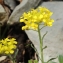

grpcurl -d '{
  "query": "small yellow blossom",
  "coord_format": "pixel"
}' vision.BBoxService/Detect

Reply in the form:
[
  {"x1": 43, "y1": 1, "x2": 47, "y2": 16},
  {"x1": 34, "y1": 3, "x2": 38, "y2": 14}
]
[
  {"x1": 0, "y1": 38, "x2": 17, "y2": 54},
  {"x1": 20, "y1": 7, "x2": 54, "y2": 30},
  {"x1": 5, "y1": 50, "x2": 14, "y2": 54}
]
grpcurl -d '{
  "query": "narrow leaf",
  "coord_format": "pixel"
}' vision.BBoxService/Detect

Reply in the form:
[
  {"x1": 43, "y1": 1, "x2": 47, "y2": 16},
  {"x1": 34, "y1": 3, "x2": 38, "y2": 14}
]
[{"x1": 58, "y1": 55, "x2": 63, "y2": 63}]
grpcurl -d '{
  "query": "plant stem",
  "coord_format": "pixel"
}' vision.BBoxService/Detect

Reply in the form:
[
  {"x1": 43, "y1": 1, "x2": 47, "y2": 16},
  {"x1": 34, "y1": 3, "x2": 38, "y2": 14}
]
[
  {"x1": 8, "y1": 54, "x2": 16, "y2": 63},
  {"x1": 13, "y1": 60, "x2": 16, "y2": 63},
  {"x1": 38, "y1": 25, "x2": 44, "y2": 63}
]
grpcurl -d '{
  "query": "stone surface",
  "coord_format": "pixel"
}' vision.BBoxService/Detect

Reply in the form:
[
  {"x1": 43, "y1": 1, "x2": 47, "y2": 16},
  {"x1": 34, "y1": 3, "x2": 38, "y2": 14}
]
[
  {"x1": 0, "y1": 5, "x2": 10, "y2": 25},
  {"x1": 0, "y1": 5, "x2": 5, "y2": 12},
  {"x1": 7, "y1": 0, "x2": 42, "y2": 24},
  {"x1": 4, "y1": 0, "x2": 19, "y2": 10},
  {"x1": 25, "y1": 1, "x2": 63, "y2": 63}
]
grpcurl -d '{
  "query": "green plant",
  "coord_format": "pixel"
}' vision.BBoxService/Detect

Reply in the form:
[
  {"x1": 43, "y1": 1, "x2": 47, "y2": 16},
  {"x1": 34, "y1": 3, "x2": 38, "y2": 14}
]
[
  {"x1": 0, "y1": 38, "x2": 18, "y2": 63},
  {"x1": 0, "y1": 20, "x2": 18, "y2": 63},
  {"x1": 58, "y1": 55, "x2": 63, "y2": 63},
  {"x1": 20, "y1": 7, "x2": 54, "y2": 63}
]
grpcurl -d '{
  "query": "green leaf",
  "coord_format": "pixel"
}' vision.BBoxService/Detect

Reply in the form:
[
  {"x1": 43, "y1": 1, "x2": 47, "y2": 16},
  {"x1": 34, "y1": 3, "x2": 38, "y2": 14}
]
[
  {"x1": 28, "y1": 60, "x2": 38, "y2": 63},
  {"x1": 47, "y1": 57, "x2": 57, "y2": 63},
  {"x1": 14, "y1": 49, "x2": 19, "y2": 59},
  {"x1": 44, "y1": 61, "x2": 56, "y2": 63},
  {"x1": 48, "y1": 61, "x2": 57, "y2": 63},
  {"x1": 44, "y1": 62, "x2": 47, "y2": 63},
  {"x1": 28, "y1": 60, "x2": 32, "y2": 63},
  {"x1": 58, "y1": 55, "x2": 63, "y2": 63}
]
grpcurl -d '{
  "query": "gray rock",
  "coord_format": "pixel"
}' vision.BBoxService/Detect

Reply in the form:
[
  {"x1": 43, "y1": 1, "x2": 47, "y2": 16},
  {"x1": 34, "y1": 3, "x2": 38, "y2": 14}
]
[
  {"x1": 4, "y1": 0, "x2": 18, "y2": 10},
  {"x1": 0, "y1": 5, "x2": 7, "y2": 24},
  {"x1": 0, "y1": 5, "x2": 5, "y2": 12},
  {"x1": 0, "y1": 5, "x2": 10, "y2": 25},
  {"x1": 25, "y1": 1, "x2": 63, "y2": 63},
  {"x1": 0, "y1": 56, "x2": 6, "y2": 62},
  {"x1": 7, "y1": 0, "x2": 42, "y2": 24}
]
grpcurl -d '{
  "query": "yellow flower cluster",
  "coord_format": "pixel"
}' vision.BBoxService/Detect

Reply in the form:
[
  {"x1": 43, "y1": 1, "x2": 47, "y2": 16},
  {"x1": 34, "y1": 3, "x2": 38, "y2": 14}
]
[
  {"x1": 20, "y1": 7, "x2": 54, "y2": 30},
  {"x1": 0, "y1": 38, "x2": 17, "y2": 54}
]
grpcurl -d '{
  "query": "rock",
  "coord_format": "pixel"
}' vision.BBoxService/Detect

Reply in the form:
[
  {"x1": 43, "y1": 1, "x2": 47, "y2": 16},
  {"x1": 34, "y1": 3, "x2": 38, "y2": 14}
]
[
  {"x1": 0, "y1": 5, "x2": 10, "y2": 25},
  {"x1": 4, "y1": 0, "x2": 18, "y2": 10},
  {"x1": 0, "y1": 5, "x2": 7, "y2": 24},
  {"x1": 7, "y1": 0, "x2": 42, "y2": 24},
  {"x1": 0, "y1": 56, "x2": 6, "y2": 62},
  {"x1": 25, "y1": 1, "x2": 63, "y2": 63},
  {"x1": 0, "y1": 5, "x2": 5, "y2": 12}
]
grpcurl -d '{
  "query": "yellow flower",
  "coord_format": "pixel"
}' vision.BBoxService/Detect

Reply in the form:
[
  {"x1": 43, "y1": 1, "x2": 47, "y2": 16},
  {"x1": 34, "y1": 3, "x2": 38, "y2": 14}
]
[
  {"x1": 5, "y1": 50, "x2": 14, "y2": 54},
  {"x1": 0, "y1": 38, "x2": 17, "y2": 54},
  {"x1": 20, "y1": 7, "x2": 54, "y2": 30},
  {"x1": 30, "y1": 23, "x2": 38, "y2": 30}
]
